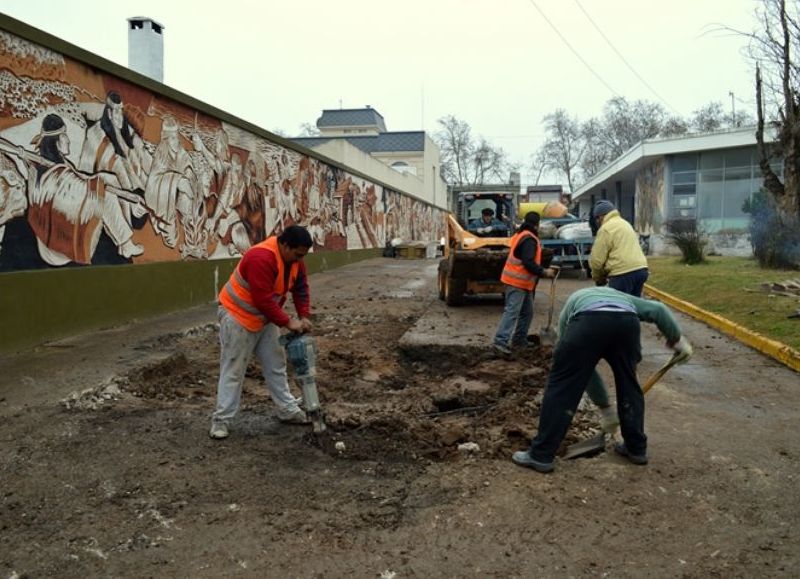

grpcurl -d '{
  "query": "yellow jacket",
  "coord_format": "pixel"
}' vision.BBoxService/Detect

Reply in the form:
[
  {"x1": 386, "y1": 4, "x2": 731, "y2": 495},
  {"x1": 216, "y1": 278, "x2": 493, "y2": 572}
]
[{"x1": 589, "y1": 210, "x2": 648, "y2": 281}]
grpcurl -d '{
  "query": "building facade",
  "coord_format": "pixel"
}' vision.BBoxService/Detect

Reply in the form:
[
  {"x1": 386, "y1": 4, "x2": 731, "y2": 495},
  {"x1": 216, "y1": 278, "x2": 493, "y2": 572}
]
[
  {"x1": 573, "y1": 128, "x2": 780, "y2": 256},
  {"x1": 293, "y1": 108, "x2": 448, "y2": 209}
]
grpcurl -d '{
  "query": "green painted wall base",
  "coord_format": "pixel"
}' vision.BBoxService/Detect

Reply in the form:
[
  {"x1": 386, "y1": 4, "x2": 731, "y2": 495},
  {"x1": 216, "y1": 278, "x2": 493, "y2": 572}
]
[{"x1": 0, "y1": 248, "x2": 381, "y2": 354}]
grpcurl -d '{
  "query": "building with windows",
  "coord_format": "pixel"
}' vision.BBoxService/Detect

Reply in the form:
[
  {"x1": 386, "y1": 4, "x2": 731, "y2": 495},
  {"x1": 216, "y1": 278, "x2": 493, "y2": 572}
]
[
  {"x1": 293, "y1": 107, "x2": 447, "y2": 209},
  {"x1": 572, "y1": 127, "x2": 779, "y2": 256}
]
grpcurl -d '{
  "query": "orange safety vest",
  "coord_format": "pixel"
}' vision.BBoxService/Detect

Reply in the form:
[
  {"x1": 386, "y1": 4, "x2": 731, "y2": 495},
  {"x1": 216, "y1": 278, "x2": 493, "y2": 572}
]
[
  {"x1": 218, "y1": 236, "x2": 300, "y2": 331},
  {"x1": 500, "y1": 230, "x2": 542, "y2": 291}
]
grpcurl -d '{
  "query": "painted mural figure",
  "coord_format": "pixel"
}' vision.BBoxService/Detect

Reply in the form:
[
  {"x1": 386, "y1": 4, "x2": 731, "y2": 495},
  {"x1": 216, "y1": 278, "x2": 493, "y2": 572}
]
[
  {"x1": 144, "y1": 116, "x2": 198, "y2": 248},
  {"x1": 78, "y1": 91, "x2": 152, "y2": 226},
  {"x1": 355, "y1": 184, "x2": 379, "y2": 248},
  {"x1": 192, "y1": 128, "x2": 233, "y2": 233},
  {"x1": 23, "y1": 114, "x2": 143, "y2": 265},
  {"x1": 0, "y1": 151, "x2": 28, "y2": 254},
  {"x1": 224, "y1": 156, "x2": 266, "y2": 251}
]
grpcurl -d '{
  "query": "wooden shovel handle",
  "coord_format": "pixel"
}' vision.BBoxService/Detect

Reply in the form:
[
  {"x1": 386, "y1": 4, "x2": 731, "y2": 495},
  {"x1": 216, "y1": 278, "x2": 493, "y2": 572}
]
[{"x1": 641, "y1": 352, "x2": 682, "y2": 394}]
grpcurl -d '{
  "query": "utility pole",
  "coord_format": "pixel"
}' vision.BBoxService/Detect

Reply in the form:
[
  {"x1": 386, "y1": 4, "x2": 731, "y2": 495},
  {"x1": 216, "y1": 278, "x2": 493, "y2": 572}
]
[{"x1": 728, "y1": 91, "x2": 737, "y2": 127}]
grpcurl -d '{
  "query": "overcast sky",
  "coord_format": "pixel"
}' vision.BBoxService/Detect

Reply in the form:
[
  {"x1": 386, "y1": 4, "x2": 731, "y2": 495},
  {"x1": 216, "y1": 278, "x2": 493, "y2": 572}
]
[{"x1": 1, "y1": 0, "x2": 760, "y2": 183}]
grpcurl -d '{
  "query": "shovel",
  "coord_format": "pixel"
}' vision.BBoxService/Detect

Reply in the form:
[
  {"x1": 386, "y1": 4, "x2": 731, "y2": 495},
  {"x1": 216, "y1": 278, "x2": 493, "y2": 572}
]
[
  {"x1": 563, "y1": 351, "x2": 686, "y2": 459},
  {"x1": 538, "y1": 266, "x2": 561, "y2": 347}
]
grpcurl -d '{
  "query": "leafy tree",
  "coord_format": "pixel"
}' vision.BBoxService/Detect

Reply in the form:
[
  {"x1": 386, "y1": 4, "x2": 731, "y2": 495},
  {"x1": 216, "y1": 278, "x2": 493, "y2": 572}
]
[{"x1": 434, "y1": 115, "x2": 508, "y2": 185}]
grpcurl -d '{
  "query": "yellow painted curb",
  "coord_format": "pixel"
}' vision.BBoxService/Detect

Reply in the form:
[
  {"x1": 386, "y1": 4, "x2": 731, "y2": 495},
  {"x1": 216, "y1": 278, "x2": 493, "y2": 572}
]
[{"x1": 644, "y1": 283, "x2": 800, "y2": 374}]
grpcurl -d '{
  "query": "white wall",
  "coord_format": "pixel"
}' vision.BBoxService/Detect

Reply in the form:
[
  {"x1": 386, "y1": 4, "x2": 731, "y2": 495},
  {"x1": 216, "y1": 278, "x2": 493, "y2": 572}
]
[{"x1": 310, "y1": 140, "x2": 447, "y2": 208}]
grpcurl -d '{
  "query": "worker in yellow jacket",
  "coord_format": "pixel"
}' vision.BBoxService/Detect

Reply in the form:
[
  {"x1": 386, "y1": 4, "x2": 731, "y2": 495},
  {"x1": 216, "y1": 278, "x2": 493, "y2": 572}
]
[{"x1": 589, "y1": 200, "x2": 649, "y2": 297}]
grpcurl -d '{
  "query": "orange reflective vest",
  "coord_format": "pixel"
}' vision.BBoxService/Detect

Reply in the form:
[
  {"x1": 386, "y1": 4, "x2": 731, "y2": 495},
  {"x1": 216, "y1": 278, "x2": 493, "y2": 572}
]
[
  {"x1": 500, "y1": 230, "x2": 542, "y2": 291},
  {"x1": 218, "y1": 236, "x2": 300, "y2": 331}
]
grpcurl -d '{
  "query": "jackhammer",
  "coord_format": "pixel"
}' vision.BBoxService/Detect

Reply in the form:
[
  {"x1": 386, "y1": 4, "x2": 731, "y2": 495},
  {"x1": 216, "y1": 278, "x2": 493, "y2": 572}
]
[{"x1": 280, "y1": 332, "x2": 326, "y2": 433}]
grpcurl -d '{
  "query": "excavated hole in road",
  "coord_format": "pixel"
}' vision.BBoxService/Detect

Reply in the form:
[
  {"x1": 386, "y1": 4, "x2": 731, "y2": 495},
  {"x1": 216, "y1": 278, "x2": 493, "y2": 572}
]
[{"x1": 117, "y1": 317, "x2": 601, "y2": 463}]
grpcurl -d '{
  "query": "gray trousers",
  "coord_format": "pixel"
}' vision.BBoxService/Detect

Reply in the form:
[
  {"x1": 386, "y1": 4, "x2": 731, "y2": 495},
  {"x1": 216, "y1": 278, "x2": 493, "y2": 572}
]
[{"x1": 212, "y1": 306, "x2": 301, "y2": 424}]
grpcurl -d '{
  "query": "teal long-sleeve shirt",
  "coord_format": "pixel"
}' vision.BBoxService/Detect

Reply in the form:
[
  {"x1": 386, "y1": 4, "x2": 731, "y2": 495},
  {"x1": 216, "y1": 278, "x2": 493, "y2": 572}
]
[{"x1": 556, "y1": 287, "x2": 682, "y2": 405}]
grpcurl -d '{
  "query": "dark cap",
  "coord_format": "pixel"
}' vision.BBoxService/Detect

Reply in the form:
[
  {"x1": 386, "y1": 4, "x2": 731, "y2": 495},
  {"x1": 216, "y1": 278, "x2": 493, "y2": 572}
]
[
  {"x1": 481, "y1": 208, "x2": 494, "y2": 216},
  {"x1": 593, "y1": 200, "x2": 616, "y2": 217},
  {"x1": 523, "y1": 211, "x2": 540, "y2": 227}
]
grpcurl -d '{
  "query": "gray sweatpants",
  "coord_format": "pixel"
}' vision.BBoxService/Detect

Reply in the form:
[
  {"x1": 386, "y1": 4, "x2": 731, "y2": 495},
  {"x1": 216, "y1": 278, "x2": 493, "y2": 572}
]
[{"x1": 212, "y1": 306, "x2": 301, "y2": 424}]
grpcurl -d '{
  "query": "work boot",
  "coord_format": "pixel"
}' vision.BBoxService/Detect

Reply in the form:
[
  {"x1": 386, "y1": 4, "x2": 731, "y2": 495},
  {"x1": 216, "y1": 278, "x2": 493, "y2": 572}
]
[
  {"x1": 511, "y1": 450, "x2": 554, "y2": 473},
  {"x1": 614, "y1": 442, "x2": 648, "y2": 465},
  {"x1": 278, "y1": 408, "x2": 311, "y2": 425},
  {"x1": 492, "y1": 343, "x2": 512, "y2": 357},
  {"x1": 209, "y1": 421, "x2": 229, "y2": 440}
]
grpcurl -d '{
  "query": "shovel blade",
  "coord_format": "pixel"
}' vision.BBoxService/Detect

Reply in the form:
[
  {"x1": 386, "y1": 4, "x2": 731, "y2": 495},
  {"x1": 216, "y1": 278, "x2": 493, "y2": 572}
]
[
  {"x1": 539, "y1": 326, "x2": 558, "y2": 347},
  {"x1": 563, "y1": 433, "x2": 606, "y2": 459}
]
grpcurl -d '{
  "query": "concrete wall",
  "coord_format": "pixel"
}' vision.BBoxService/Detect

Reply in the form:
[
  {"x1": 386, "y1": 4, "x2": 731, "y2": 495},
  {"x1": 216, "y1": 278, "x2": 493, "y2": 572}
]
[
  {"x1": 0, "y1": 248, "x2": 378, "y2": 353},
  {"x1": 0, "y1": 14, "x2": 444, "y2": 352}
]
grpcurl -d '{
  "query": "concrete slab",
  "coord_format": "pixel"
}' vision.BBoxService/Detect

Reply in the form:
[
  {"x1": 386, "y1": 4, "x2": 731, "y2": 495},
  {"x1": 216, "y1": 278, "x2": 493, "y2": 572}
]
[{"x1": 399, "y1": 268, "x2": 591, "y2": 355}]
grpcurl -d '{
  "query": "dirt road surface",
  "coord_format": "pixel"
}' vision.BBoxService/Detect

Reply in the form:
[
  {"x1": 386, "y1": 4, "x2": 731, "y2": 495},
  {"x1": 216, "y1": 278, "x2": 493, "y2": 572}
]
[{"x1": 1, "y1": 258, "x2": 798, "y2": 577}]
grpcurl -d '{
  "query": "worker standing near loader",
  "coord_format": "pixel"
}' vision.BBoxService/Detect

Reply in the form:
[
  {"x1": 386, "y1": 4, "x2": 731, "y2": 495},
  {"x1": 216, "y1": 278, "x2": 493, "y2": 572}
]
[
  {"x1": 492, "y1": 212, "x2": 557, "y2": 356},
  {"x1": 210, "y1": 225, "x2": 314, "y2": 440},
  {"x1": 589, "y1": 200, "x2": 649, "y2": 297},
  {"x1": 512, "y1": 286, "x2": 692, "y2": 473}
]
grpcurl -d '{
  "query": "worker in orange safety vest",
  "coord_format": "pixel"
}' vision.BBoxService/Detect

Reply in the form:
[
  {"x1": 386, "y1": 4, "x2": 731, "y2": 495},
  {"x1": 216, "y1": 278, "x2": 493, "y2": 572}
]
[
  {"x1": 210, "y1": 225, "x2": 314, "y2": 439},
  {"x1": 492, "y1": 211, "x2": 557, "y2": 356}
]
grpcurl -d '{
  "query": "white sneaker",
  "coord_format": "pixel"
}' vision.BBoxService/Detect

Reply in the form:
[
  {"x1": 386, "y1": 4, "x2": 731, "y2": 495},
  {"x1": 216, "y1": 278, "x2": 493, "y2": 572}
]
[
  {"x1": 278, "y1": 408, "x2": 311, "y2": 425},
  {"x1": 209, "y1": 421, "x2": 229, "y2": 439}
]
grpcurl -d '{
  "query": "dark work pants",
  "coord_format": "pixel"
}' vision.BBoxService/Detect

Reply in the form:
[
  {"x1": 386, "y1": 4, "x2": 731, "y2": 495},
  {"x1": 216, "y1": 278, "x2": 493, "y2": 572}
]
[
  {"x1": 529, "y1": 311, "x2": 646, "y2": 463},
  {"x1": 608, "y1": 267, "x2": 649, "y2": 297}
]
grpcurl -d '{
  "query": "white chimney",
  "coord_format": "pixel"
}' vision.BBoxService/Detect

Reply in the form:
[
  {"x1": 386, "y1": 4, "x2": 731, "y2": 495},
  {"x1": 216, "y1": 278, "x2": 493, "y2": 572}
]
[{"x1": 127, "y1": 17, "x2": 164, "y2": 83}]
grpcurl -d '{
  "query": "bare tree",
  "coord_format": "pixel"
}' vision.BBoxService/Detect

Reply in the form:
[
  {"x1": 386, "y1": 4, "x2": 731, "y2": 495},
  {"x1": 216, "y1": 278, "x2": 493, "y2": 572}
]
[
  {"x1": 690, "y1": 101, "x2": 726, "y2": 132},
  {"x1": 737, "y1": 0, "x2": 800, "y2": 267},
  {"x1": 579, "y1": 118, "x2": 611, "y2": 182},
  {"x1": 541, "y1": 109, "x2": 586, "y2": 193},
  {"x1": 434, "y1": 115, "x2": 508, "y2": 185},
  {"x1": 297, "y1": 122, "x2": 321, "y2": 137},
  {"x1": 661, "y1": 116, "x2": 690, "y2": 137},
  {"x1": 598, "y1": 97, "x2": 667, "y2": 158},
  {"x1": 528, "y1": 148, "x2": 549, "y2": 186}
]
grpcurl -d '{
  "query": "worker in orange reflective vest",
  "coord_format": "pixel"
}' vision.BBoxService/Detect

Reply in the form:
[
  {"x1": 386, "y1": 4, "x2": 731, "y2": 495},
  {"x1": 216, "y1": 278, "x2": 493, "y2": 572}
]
[
  {"x1": 210, "y1": 225, "x2": 314, "y2": 439},
  {"x1": 492, "y1": 212, "x2": 557, "y2": 356}
]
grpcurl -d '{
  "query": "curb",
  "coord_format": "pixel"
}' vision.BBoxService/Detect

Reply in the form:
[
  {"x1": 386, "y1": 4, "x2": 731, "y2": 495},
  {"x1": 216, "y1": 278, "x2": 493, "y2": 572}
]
[{"x1": 644, "y1": 283, "x2": 800, "y2": 374}]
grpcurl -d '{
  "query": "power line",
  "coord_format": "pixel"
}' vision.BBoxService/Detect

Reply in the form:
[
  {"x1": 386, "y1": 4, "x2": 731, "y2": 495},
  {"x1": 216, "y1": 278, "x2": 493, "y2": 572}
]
[
  {"x1": 524, "y1": 0, "x2": 620, "y2": 98},
  {"x1": 573, "y1": 0, "x2": 680, "y2": 114}
]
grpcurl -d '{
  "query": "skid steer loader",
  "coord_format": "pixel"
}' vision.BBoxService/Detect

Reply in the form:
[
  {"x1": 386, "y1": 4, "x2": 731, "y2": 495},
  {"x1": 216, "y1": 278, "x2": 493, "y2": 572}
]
[{"x1": 437, "y1": 192, "x2": 570, "y2": 306}]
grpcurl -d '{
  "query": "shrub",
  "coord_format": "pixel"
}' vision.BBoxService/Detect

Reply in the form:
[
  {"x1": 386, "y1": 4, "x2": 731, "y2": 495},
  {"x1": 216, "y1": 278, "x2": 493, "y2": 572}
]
[
  {"x1": 743, "y1": 191, "x2": 800, "y2": 269},
  {"x1": 664, "y1": 219, "x2": 707, "y2": 264}
]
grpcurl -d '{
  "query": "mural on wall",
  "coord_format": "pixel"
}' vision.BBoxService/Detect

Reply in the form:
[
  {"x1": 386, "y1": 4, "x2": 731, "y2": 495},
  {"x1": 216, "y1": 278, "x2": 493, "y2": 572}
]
[
  {"x1": 0, "y1": 30, "x2": 444, "y2": 272},
  {"x1": 634, "y1": 158, "x2": 665, "y2": 235}
]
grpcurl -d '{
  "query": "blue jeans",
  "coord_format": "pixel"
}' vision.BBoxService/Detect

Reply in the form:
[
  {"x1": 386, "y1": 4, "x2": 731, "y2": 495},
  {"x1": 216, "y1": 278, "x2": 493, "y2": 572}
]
[
  {"x1": 212, "y1": 307, "x2": 302, "y2": 425},
  {"x1": 609, "y1": 268, "x2": 649, "y2": 297},
  {"x1": 494, "y1": 285, "x2": 534, "y2": 348}
]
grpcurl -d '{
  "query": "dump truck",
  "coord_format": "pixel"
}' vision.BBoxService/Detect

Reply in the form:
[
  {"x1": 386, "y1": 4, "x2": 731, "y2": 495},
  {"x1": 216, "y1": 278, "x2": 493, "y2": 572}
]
[{"x1": 438, "y1": 192, "x2": 593, "y2": 306}]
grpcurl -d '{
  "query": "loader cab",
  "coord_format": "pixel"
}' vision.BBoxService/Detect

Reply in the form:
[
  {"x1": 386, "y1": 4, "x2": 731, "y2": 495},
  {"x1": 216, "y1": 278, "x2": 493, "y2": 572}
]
[{"x1": 456, "y1": 192, "x2": 517, "y2": 238}]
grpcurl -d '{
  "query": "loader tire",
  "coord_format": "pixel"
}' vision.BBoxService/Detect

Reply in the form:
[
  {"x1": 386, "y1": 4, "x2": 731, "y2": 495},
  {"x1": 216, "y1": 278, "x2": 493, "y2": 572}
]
[
  {"x1": 437, "y1": 260, "x2": 448, "y2": 301},
  {"x1": 444, "y1": 275, "x2": 466, "y2": 306}
]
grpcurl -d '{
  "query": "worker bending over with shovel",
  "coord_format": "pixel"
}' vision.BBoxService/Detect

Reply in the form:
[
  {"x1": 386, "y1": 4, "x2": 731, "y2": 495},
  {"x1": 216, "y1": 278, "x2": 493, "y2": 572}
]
[
  {"x1": 512, "y1": 286, "x2": 692, "y2": 473},
  {"x1": 210, "y1": 225, "x2": 314, "y2": 439}
]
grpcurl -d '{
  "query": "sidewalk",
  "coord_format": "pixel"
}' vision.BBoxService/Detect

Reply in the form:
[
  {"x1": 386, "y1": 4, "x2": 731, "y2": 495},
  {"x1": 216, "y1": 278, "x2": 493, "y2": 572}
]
[{"x1": 0, "y1": 304, "x2": 218, "y2": 417}]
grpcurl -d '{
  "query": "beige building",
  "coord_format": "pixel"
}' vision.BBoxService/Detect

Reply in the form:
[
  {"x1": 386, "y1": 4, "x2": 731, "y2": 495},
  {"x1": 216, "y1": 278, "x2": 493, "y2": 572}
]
[{"x1": 293, "y1": 107, "x2": 448, "y2": 209}]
